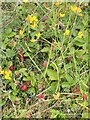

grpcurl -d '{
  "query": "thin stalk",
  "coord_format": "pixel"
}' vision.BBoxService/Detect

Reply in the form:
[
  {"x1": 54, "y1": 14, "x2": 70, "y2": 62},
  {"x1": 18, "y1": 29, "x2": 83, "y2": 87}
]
[{"x1": 20, "y1": 44, "x2": 41, "y2": 72}]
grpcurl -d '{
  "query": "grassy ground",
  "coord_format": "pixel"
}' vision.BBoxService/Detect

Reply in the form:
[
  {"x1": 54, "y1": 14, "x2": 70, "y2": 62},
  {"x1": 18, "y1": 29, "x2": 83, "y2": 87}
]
[{"x1": 0, "y1": 1, "x2": 90, "y2": 118}]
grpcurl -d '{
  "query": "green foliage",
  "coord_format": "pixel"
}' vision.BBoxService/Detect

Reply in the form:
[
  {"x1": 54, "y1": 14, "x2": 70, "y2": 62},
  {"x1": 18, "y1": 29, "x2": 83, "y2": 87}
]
[{"x1": 0, "y1": 2, "x2": 89, "y2": 119}]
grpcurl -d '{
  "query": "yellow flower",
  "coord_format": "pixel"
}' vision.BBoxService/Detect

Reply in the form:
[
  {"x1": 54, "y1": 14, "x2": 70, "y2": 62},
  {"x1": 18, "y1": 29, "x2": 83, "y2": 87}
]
[
  {"x1": 53, "y1": 92, "x2": 60, "y2": 100},
  {"x1": 76, "y1": 7, "x2": 82, "y2": 13},
  {"x1": 0, "y1": 70, "x2": 5, "y2": 75},
  {"x1": 71, "y1": 6, "x2": 82, "y2": 13},
  {"x1": 26, "y1": 15, "x2": 38, "y2": 24},
  {"x1": 36, "y1": 32, "x2": 41, "y2": 38},
  {"x1": 55, "y1": 2, "x2": 61, "y2": 6},
  {"x1": 4, "y1": 70, "x2": 12, "y2": 80},
  {"x1": 32, "y1": 16, "x2": 38, "y2": 22},
  {"x1": 64, "y1": 29, "x2": 70, "y2": 35},
  {"x1": 26, "y1": 14, "x2": 33, "y2": 23},
  {"x1": 0, "y1": 70, "x2": 12, "y2": 80},
  {"x1": 30, "y1": 18, "x2": 34, "y2": 24},
  {"x1": 60, "y1": 13, "x2": 65, "y2": 17},
  {"x1": 78, "y1": 32, "x2": 83, "y2": 38},
  {"x1": 71, "y1": 6, "x2": 77, "y2": 12},
  {"x1": 23, "y1": 0, "x2": 28, "y2": 2},
  {"x1": 5, "y1": 75, "x2": 12, "y2": 80},
  {"x1": 26, "y1": 14, "x2": 31, "y2": 21},
  {"x1": 19, "y1": 30, "x2": 23, "y2": 36},
  {"x1": 78, "y1": 13, "x2": 83, "y2": 16},
  {"x1": 30, "y1": 39, "x2": 36, "y2": 42},
  {"x1": 4, "y1": 70, "x2": 11, "y2": 75},
  {"x1": 31, "y1": 23, "x2": 37, "y2": 28}
]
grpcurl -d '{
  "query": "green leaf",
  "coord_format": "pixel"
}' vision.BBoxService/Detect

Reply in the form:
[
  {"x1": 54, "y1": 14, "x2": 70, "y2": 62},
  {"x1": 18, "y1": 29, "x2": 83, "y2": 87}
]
[
  {"x1": 0, "y1": 99, "x2": 6, "y2": 106},
  {"x1": 47, "y1": 69, "x2": 58, "y2": 80},
  {"x1": 30, "y1": 71, "x2": 36, "y2": 86},
  {"x1": 10, "y1": 94, "x2": 17, "y2": 102},
  {"x1": 5, "y1": 28, "x2": 12, "y2": 34},
  {"x1": 65, "y1": 74, "x2": 73, "y2": 82},
  {"x1": 50, "y1": 63, "x2": 57, "y2": 70},
  {"x1": 75, "y1": 50, "x2": 85, "y2": 56},
  {"x1": 19, "y1": 68, "x2": 27, "y2": 73},
  {"x1": 48, "y1": 82, "x2": 57, "y2": 93},
  {"x1": 8, "y1": 32, "x2": 16, "y2": 38},
  {"x1": 26, "y1": 87, "x2": 35, "y2": 96},
  {"x1": 6, "y1": 49, "x2": 15, "y2": 57},
  {"x1": 0, "y1": 42, "x2": 6, "y2": 50},
  {"x1": 74, "y1": 41, "x2": 84, "y2": 46},
  {"x1": 62, "y1": 82, "x2": 70, "y2": 88},
  {"x1": 82, "y1": 112, "x2": 88, "y2": 118},
  {"x1": 50, "y1": 109, "x2": 59, "y2": 118},
  {"x1": 65, "y1": 74, "x2": 77, "y2": 86},
  {"x1": 41, "y1": 47, "x2": 50, "y2": 52},
  {"x1": 19, "y1": 109, "x2": 27, "y2": 118},
  {"x1": 23, "y1": 76, "x2": 31, "y2": 81}
]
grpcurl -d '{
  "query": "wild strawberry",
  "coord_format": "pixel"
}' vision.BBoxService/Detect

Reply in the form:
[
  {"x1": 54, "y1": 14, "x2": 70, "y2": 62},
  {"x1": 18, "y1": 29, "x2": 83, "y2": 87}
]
[
  {"x1": 20, "y1": 55, "x2": 24, "y2": 62},
  {"x1": 26, "y1": 112, "x2": 31, "y2": 118},
  {"x1": 82, "y1": 94, "x2": 87, "y2": 100},
  {"x1": 43, "y1": 3, "x2": 47, "y2": 8},
  {"x1": 21, "y1": 85, "x2": 27, "y2": 91},
  {"x1": 66, "y1": 56, "x2": 72, "y2": 61},
  {"x1": 42, "y1": 61, "x2": 47, "y2": 67},
  {"x1": 37, "y1": 94, "x2": 43, "y2": 99},
  {"x1": 24, "y1": 37, "x2": 27, "y2": 41},
  {"x1": 43, "y1": 15, "x2": 48, "y2": 21},
  {"x1": 15, "y1": 72, "x2": 19, "y2": 77},
  {"x1": 79, "y1": 56, "x2": 83, "y2": 60},
  {"x1": 9, "y1": 66, "x2": 14, "y2": 71},
  {"x1": 26, "y1": 81, "x2": 30, "y2": 86},
  {"x1": 39, "y1": 86, "x2": 43, "y2": 91}
]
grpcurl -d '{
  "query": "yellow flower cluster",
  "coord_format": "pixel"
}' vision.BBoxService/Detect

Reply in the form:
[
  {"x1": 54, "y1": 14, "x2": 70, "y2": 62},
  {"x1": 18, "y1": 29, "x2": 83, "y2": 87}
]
[
  {"x1": 53, "y1": 92, "x2": 60, "y2": 100},
  {"x1": 30, "y1": 39, "x2": 36, "y2": 42},
  {"x1": 30, "y1": 33, "x2": 41, "y2": 42},
  {"x1": 78, "y1": 31, "x2": 83, "y2": 38},
  {"x1": 26, "y1": 14, "x2": 38, "y2": 28},
  {"x1": 60, "y1": 13, "x2": 65, "y2": 17},
  {"x1": 35, "y1": 32, "x2": 41, "y2": 38},
  {"x1": 0, "y1": 70, "x2": 12, "y2": 80},
  {"x1": 19, "y1": 30, "x2": 23, "y2": 36},
  {"x1": 55, "y1": 2, "x2": 61, "y2": 6},
  {"x1": 64, "y1": 29, "x2": 70, "y2": 35},
  {"x1": 71, "y1": 6, "x2": 83, "y2": 16}
]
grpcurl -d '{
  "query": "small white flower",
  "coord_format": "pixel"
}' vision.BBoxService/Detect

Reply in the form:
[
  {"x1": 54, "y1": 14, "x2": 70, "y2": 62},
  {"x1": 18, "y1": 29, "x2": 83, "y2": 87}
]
[{"x1": 67, "y1": 109, "x2": 70, "y2": 113}]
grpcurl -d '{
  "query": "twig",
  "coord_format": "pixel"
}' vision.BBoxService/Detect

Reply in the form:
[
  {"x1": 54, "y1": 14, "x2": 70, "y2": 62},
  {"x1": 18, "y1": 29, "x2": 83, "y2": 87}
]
[{"x1": 76, "y1": 102, "x2": 90, "y2": 111}]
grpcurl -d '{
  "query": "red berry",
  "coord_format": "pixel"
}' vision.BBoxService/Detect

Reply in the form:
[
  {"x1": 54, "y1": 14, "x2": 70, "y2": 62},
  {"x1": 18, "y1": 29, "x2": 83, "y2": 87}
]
[
  {"x1": 9, "y1": 66, "x2": 14, "y2": 71},
  {"x1": 82, "y1": 94, "x2": 87, "y2": 100},
  {"x1": 66, "y1": 56, "x2": 72, "y2": 61},
  {"x1": 39, "y1": 86, "x2": 43, "y2": 91},
  {"x1": 26, "y1": 81, "x2": 30, "y2": 86},
  {"x1": 26, "y1": 112, "x2": 31, "y2": 118},
  {"x1": 43, "y1": 15, "x2": 48, "y2": 21},
  {"x1": 79, "y1": 56, "x2": 83, "y2": 60},
  {"x1": 21, "y1": 85, "x2": 27, "y2": 91},
  {"x1": 37, "y1": 94, "x2": 43, "y2": 99},
  {"x1": 19, "y1": 55, "x2": 24, "y2": 62},
  {"x1": 15, "y1": 72, "x2": 19, "y2": 77},
  {"x1": 24, "y1": 37, "x2": 27, "y2": 41},
  {"x1": 42, "y1": 61, "x2": 47, "y2": 67},
  {"x1": 43, "y1": 3, "x2": 47, "y2": 8}
]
